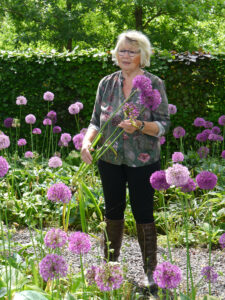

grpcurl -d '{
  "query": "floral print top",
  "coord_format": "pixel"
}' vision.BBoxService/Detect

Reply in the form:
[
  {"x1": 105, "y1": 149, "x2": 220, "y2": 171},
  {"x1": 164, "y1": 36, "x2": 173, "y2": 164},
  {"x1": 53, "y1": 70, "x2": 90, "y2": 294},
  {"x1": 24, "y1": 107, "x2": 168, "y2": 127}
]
[{"x1": 89, "y1": 70, "x2": 170, "y2": 167}]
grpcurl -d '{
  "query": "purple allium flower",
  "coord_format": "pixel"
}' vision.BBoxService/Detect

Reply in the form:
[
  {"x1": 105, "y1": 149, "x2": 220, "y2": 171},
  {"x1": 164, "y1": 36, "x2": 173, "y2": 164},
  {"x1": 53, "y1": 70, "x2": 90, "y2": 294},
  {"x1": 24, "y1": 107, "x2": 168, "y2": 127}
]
[
  {"x1": 196, "y1": 171, "x2": 217, "y2": 190},
  {"x1": 43, "y1": 91, "x2": 54, "y2": 101},
  {"x1": 219, "y1": 233, "x2": 225, "y2": 249},
  {"x1": 173, "y1": 127, "x2": 186, "y2": 139},
  {"x1": 211, "y1": 126, "x2": 221, "y2": 134},
  {"x1": 218, "y1": 115, "x2": 225, "y2": 126},
  {"x1": 25, "y1": 114, "x2": 36, "y2": 124},
  {"x1": 17, "y1": 138, "x2": 27, "y2": 147},
  {"x1": 123, "y1": 103, "x2": 140, "y2": 120},
  {"x1": 68, "y1": 103, "x2": 80, "y2": 115},
  {"x1": 95, "y1": 262, "x2": 123, "y2": 291},
  {"x1": 168, "y1": 104, "x2": 177, "y2": 115},
  {"x1": 201, "y1": 266, "x2": 218, "y2": 283},
  {"x1": 25, "y1": 151, "x2": 34, "y2": 158},
  {"x1": 60, "y1": 133, "x2": 72, "y2": 144},
  {"x1": 196, "y1": 133, "x2": 207, "y2": 142},
  {"x1": 16, "y1": 96, "x2": 27, "y2": 105},
  {"x1": 53, "y1": 126, "x2": 62, "y2": 134},
  {"x1": 43, "y1": 118, "x2": 52, "y2": 126},
  {"x1": 68, "y1": 231, "x2": 91, "y2": 255},
  {"x1": 197, "y1": 146, "x2": 210, "y2": 159},
  {"x1": 204, "y1": 121, "x2": 213, "y2": 129},
  {"x1": 48, "y1": 156, "x2": 62, "y2": 168},
  {"x1": 4, "y1": 118, "x2": 13, "y2": 128},
  {"x1": 44, "y1": 228, "x2": 68, "y2": 249},
  {"x1": 0, "y1": 156, "x2": 9, "y2": 177},
  {"x1": 159, "y1": 136, "x2": 166, "y2": 145},
  {"x1": 165, "y1": 163, "x2": 190, "y2": 187},
  {"x1": 221, "y1": 150, "x2": 225, "y2": 159},
  {"x1": 47, "y1": 110, "x2": 57, "y2": 124},
  {"x1": 47, "y1": 183, "x2": 72, "y2": 204},
  {"x1": 0, "y1": 134, "x2": 10, "y2": 150},
  {"x1": 137, "y1": 153, "x2": 150, "y2": 163},
  {"x1": 208, "y1": 133, "x2": 223, "y2": 142},
  {"x1": 150, "y1": 170, "x2": 170, "y2": 190},
  {"x1": 112, "y1": 115, "x2": 122, "y2": 127},
  {"x1": 39, "y1": 254, "x2": 68, "y2": 282},
  {"x1": 180, "y1": 178, "x2": 197, "y2": 193},
  {"x1": 73, "y1": 133, "x2": 84, "y2": 150},
  {"x1": 75, "y1": 101, "x2": 84, "y2": 110},
  {"x1": 132, "y1": 75, "x2": 161, "y2": 111},
  {"x1": 172, "y1": 152, "x2": 184, "y2": 163},
  {"x1": 32, "y1": 128, "x2": 42, "y2": 134},
  {"x1": 193, "y1": 117, "x2": 206, "y2": 127},
  {"x1": 86, "y1": 266, "x2": 100, "y2": 286},
  {"x1": 153, "y1": 262, "x2": 182, "y2": 289}
]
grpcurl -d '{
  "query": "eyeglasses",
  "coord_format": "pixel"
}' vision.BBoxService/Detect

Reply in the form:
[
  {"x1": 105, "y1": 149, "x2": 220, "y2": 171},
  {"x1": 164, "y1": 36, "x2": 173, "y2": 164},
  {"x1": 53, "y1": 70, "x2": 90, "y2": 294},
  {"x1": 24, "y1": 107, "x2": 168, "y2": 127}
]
[{"x1": 118, "y1": 50, "x2": 140, "y2": 57}]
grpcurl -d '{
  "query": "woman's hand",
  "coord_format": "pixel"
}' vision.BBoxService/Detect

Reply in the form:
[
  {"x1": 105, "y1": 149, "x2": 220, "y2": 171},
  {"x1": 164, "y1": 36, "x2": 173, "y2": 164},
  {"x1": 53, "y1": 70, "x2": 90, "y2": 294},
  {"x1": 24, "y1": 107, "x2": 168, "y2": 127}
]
[
  {"x1": 81, "y1": 141, "x2": 94, "y2": 164},
  {"x1": 118, "y1": 119, "x2": 138, "y2": 134}
]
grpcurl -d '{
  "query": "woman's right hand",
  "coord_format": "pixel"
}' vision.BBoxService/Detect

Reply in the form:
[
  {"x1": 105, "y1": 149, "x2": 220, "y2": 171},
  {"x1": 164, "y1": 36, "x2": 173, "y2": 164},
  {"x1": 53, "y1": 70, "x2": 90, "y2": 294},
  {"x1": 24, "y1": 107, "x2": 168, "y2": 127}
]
[{"x1": 81, "y1": 141, "x2": 93, "y2": 164}]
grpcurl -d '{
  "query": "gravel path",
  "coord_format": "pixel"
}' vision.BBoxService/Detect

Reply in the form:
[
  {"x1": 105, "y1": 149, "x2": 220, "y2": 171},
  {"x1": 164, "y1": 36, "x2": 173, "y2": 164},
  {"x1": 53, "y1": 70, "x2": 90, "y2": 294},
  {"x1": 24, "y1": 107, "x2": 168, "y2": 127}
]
[{"x1": 8, "y1": 228, "x2": 225, "y2": 299}]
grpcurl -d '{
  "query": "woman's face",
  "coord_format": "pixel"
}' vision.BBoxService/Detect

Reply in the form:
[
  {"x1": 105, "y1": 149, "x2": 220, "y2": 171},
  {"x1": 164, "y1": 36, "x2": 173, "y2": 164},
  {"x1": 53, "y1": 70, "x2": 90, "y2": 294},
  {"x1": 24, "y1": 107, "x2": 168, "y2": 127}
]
[{"x1": 116, "y1": 41, "x2": 141, "y2": 73}]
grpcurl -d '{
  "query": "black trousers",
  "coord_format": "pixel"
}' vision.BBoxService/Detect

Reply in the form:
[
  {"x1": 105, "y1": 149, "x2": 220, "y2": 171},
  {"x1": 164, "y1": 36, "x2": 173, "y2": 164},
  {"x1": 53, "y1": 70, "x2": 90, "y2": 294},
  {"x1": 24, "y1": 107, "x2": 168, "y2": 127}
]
[{"x1": 97, "y1": 159, "x2": 160, "y2": 224}]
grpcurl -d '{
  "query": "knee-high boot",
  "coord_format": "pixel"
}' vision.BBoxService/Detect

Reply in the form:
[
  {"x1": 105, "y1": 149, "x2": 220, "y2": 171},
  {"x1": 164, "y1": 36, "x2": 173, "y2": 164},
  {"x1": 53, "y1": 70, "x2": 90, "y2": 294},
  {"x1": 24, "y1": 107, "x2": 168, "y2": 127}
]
[
  {"x1": 103, "y1": 218, "x2": 124, "y2": 261},
  {"x1": 136, "y1": 222, "x2": 158, "y2": 291}
]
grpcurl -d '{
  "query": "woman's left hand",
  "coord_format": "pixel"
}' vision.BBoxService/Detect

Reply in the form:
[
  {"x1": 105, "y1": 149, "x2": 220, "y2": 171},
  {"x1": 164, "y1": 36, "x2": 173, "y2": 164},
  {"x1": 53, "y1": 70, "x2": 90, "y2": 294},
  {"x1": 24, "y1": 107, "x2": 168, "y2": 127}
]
[{"x1": 118, "y1": 119, "x2": 138, "y2": 134}]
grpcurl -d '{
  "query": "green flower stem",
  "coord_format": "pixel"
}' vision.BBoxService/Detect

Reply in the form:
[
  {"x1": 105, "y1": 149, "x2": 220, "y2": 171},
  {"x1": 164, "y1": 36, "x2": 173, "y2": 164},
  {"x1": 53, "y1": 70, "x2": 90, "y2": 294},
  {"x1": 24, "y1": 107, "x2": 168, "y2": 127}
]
[
  {"x1": 30, "y1": 124, "x2": 34, "y2": 153},
  {"x1": 208, "y1": 196, "x2": 212, "y2": 295},
  {"x1": 62, "y1": 203, "x2": 66, "y2": 232},
  {"x1": 162, "y1": 191, "x2": 173, "y2": 263},
  {"x1": 80, "y1": 253, "x2": 86, "y2": 294},
  {"x1": 75, "y1": 114, "x2": 80, "y2": 132},
  {"x1": 65, "y1": 200, "x2": 72, "y2": 233}
]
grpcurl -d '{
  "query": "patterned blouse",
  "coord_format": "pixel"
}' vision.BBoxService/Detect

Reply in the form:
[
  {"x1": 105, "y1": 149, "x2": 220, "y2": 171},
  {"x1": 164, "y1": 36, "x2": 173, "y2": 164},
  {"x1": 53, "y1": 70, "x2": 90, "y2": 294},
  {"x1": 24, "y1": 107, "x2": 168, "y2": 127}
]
[{"x1": 89, "y1": 70, "x2": 170, "y2": 167}]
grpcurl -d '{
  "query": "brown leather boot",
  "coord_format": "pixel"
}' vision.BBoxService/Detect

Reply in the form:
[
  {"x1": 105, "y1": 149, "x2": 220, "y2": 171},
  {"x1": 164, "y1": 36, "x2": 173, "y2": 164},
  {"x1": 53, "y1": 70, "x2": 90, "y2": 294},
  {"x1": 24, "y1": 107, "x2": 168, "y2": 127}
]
[
  {"x1": 104, "y1": 218, "x2": 124, "y2": 261},
  {"x1": 136, "y1": 222, "x2": 158, "y2": 292}
]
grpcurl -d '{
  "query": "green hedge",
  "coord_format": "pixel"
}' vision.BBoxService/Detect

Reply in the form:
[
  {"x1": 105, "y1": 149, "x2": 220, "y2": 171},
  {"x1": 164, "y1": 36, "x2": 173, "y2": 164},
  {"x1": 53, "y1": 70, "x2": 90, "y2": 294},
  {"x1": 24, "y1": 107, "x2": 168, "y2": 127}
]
[{"x1": 0, "y1": 49, "x2": 224, "y2": 150}]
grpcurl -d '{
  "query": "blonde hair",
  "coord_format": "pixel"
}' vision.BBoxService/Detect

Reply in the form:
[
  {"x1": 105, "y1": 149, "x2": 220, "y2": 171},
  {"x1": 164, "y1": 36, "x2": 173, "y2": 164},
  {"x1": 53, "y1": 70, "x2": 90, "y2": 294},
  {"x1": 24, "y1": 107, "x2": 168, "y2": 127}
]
[{"x1": 111, "y1": 30, "x2": 152, "y2": 68}]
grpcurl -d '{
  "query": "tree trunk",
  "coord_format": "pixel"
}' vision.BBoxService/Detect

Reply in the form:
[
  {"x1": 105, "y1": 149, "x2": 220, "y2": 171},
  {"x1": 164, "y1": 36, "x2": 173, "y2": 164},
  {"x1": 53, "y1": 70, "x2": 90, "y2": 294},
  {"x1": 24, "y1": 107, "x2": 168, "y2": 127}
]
[{"x1": 134, "y1": 5, "x2": 143, "y2": 31}]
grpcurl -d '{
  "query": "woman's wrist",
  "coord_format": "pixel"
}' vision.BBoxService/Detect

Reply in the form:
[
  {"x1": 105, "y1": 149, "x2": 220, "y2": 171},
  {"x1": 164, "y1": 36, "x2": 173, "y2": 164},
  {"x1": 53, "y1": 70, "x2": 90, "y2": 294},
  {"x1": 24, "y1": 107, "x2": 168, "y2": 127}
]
[{"x1": 136, "y1": 120, "x2": 145, "y2": 132}]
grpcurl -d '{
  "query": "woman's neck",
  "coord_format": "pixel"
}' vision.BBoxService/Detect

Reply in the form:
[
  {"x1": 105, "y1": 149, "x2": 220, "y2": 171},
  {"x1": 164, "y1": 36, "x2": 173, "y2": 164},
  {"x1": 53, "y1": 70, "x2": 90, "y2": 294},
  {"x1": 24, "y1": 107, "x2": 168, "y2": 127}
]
[{"x1": 122, "y1": 68, "x2": 144, "y2": 81}]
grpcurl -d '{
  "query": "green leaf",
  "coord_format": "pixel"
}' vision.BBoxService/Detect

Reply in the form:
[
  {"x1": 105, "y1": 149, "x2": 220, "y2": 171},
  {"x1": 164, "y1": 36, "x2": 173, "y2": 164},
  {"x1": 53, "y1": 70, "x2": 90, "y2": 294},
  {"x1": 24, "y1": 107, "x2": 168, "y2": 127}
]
[{"x1": 13, "y1": 291, "x2": 49, "y2": 300}]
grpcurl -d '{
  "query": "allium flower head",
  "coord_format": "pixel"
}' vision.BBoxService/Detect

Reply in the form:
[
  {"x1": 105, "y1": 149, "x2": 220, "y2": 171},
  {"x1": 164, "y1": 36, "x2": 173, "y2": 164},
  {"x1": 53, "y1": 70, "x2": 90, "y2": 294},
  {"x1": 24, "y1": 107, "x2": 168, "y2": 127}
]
[
  {"x1": 68, "y1": 231, "x2": 91, "y2": 255},
  {"x1": 25, "y1": 114, "x2": 36, "y2": 124},
  {"x1": 73, "y1": 133, "x2": 84, "y2": 150},
  {"x1": 172, "y1": 152, "x2": 184, "y2": 163},
  {"x1": 44, "y1": 228, "x2": 68, "y2": 249},
  {"x1": 60, "y1": 133, "x2": 72, "y2": 144},
  {"x1": 180, "y1": 178, "x2": 197, "y2": 193},
  {"x1": 95, "y1": 262, "x2": 123, "y2": 291},
  {"x1": 39, "y1": 254, "x2": 68, "y2": 282},
  {"x1": 123, "y1": 103, "x2": 139, "y2": 120},
  {"x1": 4, "y1": 118, "x2": 13, "y2": 128},
  {"x1": 0, "y1": 134, "x2": 10, "y2": 150},
  {"x1": 68, "y1": 103, "x2": 80, "y2": 115},
  {"x1": 153, "y1": 262, "x2": 182, "y2": 289},
  {"x1": 53, "y1": 126, "x2": 62, "y2": 134},
  {"x1": 0, "y1": 156, "x2": 9, "y2": 177},
  {"x1": 43, "y1": 118, "x2": 52, "y2": 126},
  {"x1": 221, "y1": 150, "x2": 225, "y2": 159},
  {"x1": 201, "y1": 266, "x2": 218, "y2": 283},
  {"x1": 208, "y1": 133, "x2": 223, "y2": 142},
  {"x1": 47, "y1": 110, "x2": 57, "y2": 124},
  {"x1": 211, "y1": 126, "x2": 221, "y2": 134},
  {"x1": 25, "y1": 151, "x2": 34, "y2": 158},
  {"x1": 32, "y1": 128, "x2": 42, "y2": 134},
  {"x1": 17, "y1": 138, "x2": 27, "y2": 147},
  {"x1": 75, "y1": 101, "x2": 84, "y2": 110},
  {"x1": 159, "y1": 136, "x2": 166, "y2": 145},
  {"x1": 218, "y1": 115, "x2": 225, "y2": 126},
  {"x1": 196, "y1": 130, "x2": 211, "y2": 142},
  {"x1": 16, "y1": 96, "x2": 27, "y2": 105},
  {"x1": 168, "y1": 104, "x2": 177, "y2": 115},
  {"x1": 196, "y1": 171, "x2": 217, "y2": 190},
  {"x1": 150, "y1": 170, "x2": 170, "y2": 190},
  {"x1": 204, "y1": 121, "x2": 213, "y2": 129},
  {"x1": 193, "y1": 117, "x2": 206, "y2": 127},
  {"x1": 197, "y1": 146, "x2": 209, "y2": 159},
  {"x1": 43, "y1": 91, "x2": 54, "y2": 101},
  {"x1": 173, "y1": 127, "x2": 186, "y2": 139},
  {"x1": 48, "y1": 156, "x2": 62, "y2": 168},
  {"x1": 165, "y1": 163, "x2": 190, "y2": 187},
  {"x1": 86, "y1": 266, "x2": 100, "y2": 286},
  {"x1": 219, "y1": 233, "x2": 225, "y2": 249},
  {"x1": 47, "y1": 183, "x2": 72, "y2": 203}
]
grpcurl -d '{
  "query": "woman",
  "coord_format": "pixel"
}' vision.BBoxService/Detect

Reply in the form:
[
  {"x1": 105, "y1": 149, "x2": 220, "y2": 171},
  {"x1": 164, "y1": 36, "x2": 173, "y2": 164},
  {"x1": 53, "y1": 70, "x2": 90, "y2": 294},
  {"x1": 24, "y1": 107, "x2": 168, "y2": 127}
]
[{"x1": 81, "y1": 30, "x2": 170, "y2": 290}]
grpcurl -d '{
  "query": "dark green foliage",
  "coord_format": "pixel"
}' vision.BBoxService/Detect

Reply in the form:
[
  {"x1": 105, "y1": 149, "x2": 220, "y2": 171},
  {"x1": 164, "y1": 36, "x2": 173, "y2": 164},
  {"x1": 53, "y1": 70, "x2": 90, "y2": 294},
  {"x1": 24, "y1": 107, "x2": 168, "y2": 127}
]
[{"x1": 0, "y1": 49, "x2": 224, "y2": 149}]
